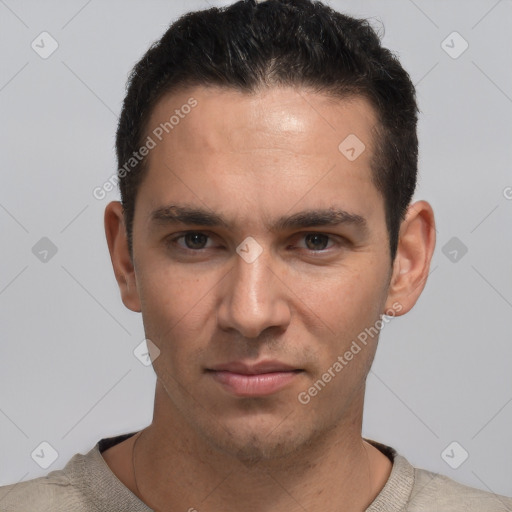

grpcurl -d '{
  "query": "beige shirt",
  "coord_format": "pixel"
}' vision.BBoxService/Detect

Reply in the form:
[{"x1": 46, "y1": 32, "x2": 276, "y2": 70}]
[{"x1": 1, "y1": 432, "x2": 511, "y2": 511}]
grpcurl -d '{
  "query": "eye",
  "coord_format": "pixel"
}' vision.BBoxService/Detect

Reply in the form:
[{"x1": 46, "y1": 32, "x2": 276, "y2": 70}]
[
  {"x1": 165, "y1": 231, "x2": 343, "y2": 255},
  {"x1": 302, "y1": 233, "x2": 332, "y2": 251},
  {"x1": 297, "y1": 233, "x2": 337, "y2": 252},
  {"x1": 168, "y1": 231, "x2": 214, "y2": 251}
]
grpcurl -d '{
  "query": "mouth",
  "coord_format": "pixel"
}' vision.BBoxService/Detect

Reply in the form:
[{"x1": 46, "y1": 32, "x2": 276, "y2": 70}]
[{"x1": 205, "y1": 360, "x2": 304, "y2": 397}]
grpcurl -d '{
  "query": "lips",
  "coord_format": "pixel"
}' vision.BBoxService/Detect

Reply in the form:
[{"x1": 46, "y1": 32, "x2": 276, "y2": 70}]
[
  {"x1": 208, "y1": 360, "x2": 300, "y2": 375},
  {"x1": 206, "y1": 360, "x2": 303, "y2": 397}
]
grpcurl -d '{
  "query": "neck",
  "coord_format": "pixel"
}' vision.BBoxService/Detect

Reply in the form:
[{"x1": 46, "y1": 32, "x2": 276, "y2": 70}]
[{"x1": 131, "y1": 383, "x2": 391, "y2": 512}]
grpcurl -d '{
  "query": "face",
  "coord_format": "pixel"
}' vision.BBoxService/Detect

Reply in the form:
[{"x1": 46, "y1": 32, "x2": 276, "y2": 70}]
[{"x1": 114, "y1": 85, "x2": 402, "y2": 462}]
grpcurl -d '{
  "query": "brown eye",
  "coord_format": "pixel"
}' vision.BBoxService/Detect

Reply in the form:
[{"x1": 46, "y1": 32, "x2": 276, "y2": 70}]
[
  {"x1": 166, "y1": 231, "x2": 214, "y2": 252},
  {"x1": 303, "y1": 233, "x2": 331, "y2": 251},
  {"x1": 181, "y1": 232, "x2": 209, "y2": 249}
]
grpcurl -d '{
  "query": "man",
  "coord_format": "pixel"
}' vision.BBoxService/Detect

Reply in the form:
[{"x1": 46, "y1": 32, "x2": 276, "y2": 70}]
[{"x1": 1, "y1": 0, "x2": 510, "y2": 510}]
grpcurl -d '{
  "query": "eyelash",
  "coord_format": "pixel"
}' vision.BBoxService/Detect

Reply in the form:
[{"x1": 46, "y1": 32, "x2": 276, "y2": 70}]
[{"x1": 165, "y1": 231, "x2": 344, "y2": 255}]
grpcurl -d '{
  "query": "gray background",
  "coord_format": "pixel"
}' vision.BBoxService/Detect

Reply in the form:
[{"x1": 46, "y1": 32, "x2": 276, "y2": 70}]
[{"x1": 1, "y1": 0, "x2": 511, "y2": 499}]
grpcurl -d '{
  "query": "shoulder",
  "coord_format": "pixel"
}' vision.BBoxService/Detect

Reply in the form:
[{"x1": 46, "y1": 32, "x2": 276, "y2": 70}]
[
  {"x1": 365, "y1": 439, "x2": 512, "y2": 512},
  {"x1": 0, "y1": 433, "x2": 148, "y2": 512},
  {"x1": 0, "y1": 465, "x2": 90, "y2": 512},
  {"x1": 408, "y1": 466, "x2": 512, "y2": 511}
]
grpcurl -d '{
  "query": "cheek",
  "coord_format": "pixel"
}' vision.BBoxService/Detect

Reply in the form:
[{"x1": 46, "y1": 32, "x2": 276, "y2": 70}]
[
  {"x1": 137, "y1": 266, "x2": 217, "y2": 371},
  {"x1": 293, "y1": 261, "x2": 386, "y2": 339},
  {"x1": 296, "y1": 269, "x2": 386, "y2": 408},
  {"x1": 138, "y1": 255, "x2": 217, "y2": 321}
]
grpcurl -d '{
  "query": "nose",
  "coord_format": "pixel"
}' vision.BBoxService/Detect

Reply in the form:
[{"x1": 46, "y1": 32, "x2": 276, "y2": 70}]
[{"x1": 216, "y1": 244, "x2": 291, "y2": 339}]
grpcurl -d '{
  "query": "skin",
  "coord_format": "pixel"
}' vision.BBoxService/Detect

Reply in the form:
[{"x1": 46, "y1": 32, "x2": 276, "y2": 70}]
[{"x1": 103, "y1": 85, "x2": 436, "y2": 512}]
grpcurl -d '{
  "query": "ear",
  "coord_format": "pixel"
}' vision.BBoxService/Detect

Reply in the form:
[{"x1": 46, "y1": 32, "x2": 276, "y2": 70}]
[
  {"x1": 104, "y1": 201, "x2": 141, "y2": 313},
  {"x1": 384, "y1": 200, "x2": 436, "y2": 316}
]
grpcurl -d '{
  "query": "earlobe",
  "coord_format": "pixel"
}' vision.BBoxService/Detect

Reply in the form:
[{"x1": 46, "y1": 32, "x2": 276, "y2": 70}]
[
  {"x1": 104, "y1": 201, "x2": 142, "y2": 313},
  {"x1": 384, "y1": 200, "x2": 436, "y2": 316}
]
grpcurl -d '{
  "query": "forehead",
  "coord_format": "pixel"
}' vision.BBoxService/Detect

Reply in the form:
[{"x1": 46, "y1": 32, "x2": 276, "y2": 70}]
[
  {"x1": 145, "y1": 85, "x2": 378, "y2": 163},
  {"x1": 136, "y1": 85, "x2": 384, "y2": 235}
]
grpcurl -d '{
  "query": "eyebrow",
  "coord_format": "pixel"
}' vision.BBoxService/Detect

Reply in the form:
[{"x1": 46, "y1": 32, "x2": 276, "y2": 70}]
[{"x1": 149, "y1": 204, "x2": 368, "y2": 234}]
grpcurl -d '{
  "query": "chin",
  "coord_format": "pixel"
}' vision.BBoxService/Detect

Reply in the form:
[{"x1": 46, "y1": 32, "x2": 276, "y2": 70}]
[{"x1": 199, "y1": 417, "x2": 316, "y2": 465}]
